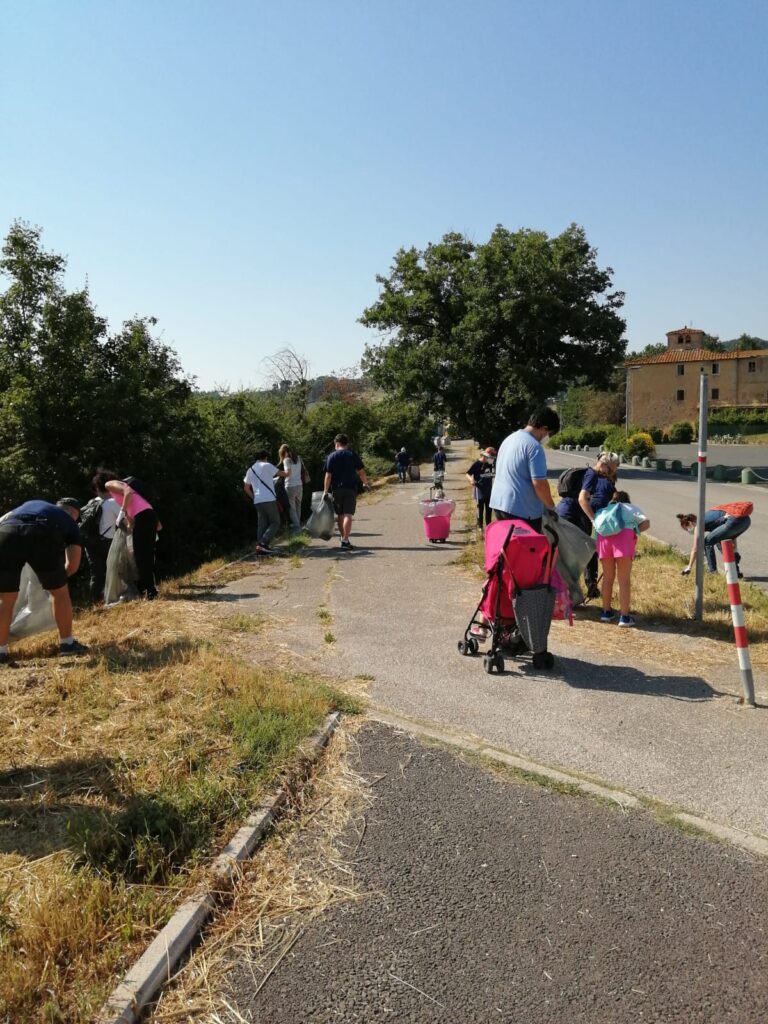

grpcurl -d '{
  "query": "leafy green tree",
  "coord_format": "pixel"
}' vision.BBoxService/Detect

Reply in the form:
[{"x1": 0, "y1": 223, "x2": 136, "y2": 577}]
[
  {"x1": 631, "y1": 342, "x2": 666, "y2": 358},
  {"x1": 360, "y1": 224, "x2": 625, "y2": 440},
  {"x1": 733, "y1": 333, "x2": 763, "y2": 351},
  {"x1": 701, "y1": 333, "x2": 725, "y2": 352}
]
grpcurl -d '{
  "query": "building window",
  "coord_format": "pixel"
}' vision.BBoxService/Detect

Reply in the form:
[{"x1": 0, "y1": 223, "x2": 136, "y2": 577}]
[
  {"x1": 712, "y1": 363, "x2": 719, "y2": 375},
  {"x1": 676, "y1": 389, "x2": 685, "y2": 401},
  {"x1": 712, "y1": 388, "x2": 720, "y2": 400},
  {"x1": 677, "y1": 364, "x2": 685, "y2": 376},
  {"x1": 748, "y1": 361, "x2": 756, "y2": 373},
  {"x1": 678, "y1": 335, "x2": 684, "y2": 345}
]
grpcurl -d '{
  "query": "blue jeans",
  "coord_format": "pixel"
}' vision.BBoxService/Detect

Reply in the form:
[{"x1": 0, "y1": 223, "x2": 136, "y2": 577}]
[{"x1": 704, "y1": 516, "x2": 750, "y2": 571}]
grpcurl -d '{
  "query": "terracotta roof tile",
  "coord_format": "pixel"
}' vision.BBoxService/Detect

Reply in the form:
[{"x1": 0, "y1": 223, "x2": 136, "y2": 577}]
[{"x1": 625, "y1": 348, "x2": 765, "y2": 367}]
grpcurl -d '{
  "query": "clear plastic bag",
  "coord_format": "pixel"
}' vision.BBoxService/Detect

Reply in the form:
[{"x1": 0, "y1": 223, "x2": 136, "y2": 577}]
[
  {"x1": 544, "y1": 513, "x2": 595, "y2": 605},
  {"x1": 9, "y1": 565, "x2": 56, "y2": 639},
  {"x1": 305, "y1": 493, "x2": 335, "y2": 541},
  {"x1": 104, "y1": 525, "x2": 139, "y2": 605}
]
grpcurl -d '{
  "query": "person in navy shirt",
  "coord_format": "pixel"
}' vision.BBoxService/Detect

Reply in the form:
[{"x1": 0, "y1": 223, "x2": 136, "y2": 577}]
[
  {"x1": 466, "y1": 448, "x2": 496, "y2": 530},
  {"x1": 323, "y1": 434, "x2": 369, "y2": 550},
  {"x1": 577, "y1": 451, "x2": 619, "y2": 598},
  {"x1": 395, "y1": 447, "x2": 411, "y2": 484},
  {"x1": 0, "y1": 498, "x2": 89, "y2": 665}
]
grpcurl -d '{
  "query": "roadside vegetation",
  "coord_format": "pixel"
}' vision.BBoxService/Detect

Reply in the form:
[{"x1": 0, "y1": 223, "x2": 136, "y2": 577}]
[{"x1": 0, "y1": 556, "x2": 360, "y2": 1023}]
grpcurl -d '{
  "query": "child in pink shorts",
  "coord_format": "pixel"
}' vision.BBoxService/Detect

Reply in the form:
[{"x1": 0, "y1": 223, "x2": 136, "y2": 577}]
[{"x1": 595, "y1": 491, "x2": 650, "y2": 628}]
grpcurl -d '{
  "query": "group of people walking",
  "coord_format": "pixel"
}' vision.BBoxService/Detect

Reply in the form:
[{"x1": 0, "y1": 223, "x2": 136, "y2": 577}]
[{"x1": 243, "y1": 433, "x2": 368, "y2": 554}]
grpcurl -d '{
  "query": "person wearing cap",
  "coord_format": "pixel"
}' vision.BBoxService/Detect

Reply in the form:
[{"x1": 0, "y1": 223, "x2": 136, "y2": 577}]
[
  {"x1": 466, "y1": 448, "x2": 497, "y2": 531},
  {"x1": 490, "y1": 407, "x2": 561, "y2": 532},
  {"x1": 0, "y1": 498, "x2": 89, "y2": 665},
  {"x1": 395, "y1": 446, "x2": 411, "y2": 484},
  {"x1": 578, "y1": 451, "x2": 620, "y2": 598}
]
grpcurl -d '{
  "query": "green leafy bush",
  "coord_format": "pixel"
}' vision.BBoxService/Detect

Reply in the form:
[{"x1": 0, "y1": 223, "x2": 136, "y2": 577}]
[
  {"x1": 625, "y1": 432, "x2": 656, "y2": 459},
  {"x1": 549, "y1": 424, "x2": 615, "y2": 448},
  {"x1": 669, "y1": 421, "x2": 694, "y2": 443}
]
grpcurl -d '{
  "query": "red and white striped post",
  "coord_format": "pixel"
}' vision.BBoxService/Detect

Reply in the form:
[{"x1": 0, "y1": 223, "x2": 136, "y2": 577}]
[{"x1": 721, "y1": 539, "x2": 756, "y2": 707}]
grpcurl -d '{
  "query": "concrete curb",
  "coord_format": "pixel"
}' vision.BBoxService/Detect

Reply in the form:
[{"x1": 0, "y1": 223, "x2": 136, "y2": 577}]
[
  {"x1": 368, "y1": 708, "x2": 768, "y2": 856},
  {"x1": 97, "y1": 711, "x2": 342, "y2": 1024}
]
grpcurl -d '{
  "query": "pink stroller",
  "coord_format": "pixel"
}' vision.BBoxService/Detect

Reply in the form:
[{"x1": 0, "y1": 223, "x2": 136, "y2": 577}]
[{"x1": 458, "y1": 518, "x2": 560, "y2": 674}]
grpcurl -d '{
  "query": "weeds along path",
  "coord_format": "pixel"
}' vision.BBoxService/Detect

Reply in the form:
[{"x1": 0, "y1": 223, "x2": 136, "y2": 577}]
[{"x1": 224, "y1": 441, "x2": 768, "y2": 837}]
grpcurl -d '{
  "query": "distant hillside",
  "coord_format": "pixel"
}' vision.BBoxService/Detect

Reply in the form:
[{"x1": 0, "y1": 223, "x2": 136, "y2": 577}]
[{"x1": 722, "y1": 337, "x2": 768, "y2": 350}]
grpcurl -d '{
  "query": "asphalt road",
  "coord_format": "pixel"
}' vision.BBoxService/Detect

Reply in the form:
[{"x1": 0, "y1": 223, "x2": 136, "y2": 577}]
[
  {"x1": 545, "y1": 447, "x2": 768, "y2": 586},
  {"x1": 226, "y1": 723, "x2": 768, "y2": 1024}
]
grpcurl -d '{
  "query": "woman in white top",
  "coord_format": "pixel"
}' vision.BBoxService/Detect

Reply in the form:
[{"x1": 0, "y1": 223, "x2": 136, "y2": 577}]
[{"x1": 279, "y1": 444, "x2": 306, "y2": 532}]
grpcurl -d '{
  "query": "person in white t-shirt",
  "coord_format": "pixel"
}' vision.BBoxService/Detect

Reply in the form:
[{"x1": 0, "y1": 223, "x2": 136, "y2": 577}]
[
  {"x1": 243, "y1": 449, "x2": 288, "y2": 554},
  {"x1": 84, "y1": 468, "x2": 122, "y2": 602},
  {"x1": 278, "y1": 443, "x2": 307, "y2": 533}
]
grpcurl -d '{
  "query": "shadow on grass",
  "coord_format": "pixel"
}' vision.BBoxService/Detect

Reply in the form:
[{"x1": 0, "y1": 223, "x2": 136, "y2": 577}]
[
  {"x1": 553, "y1": 655, "x2": 726, "y2": 702},
  {"x1": 98, "y1": 637, "x2": 199, "y2": 672},
  {"x1": 0, "y1": 755, "x2": 123, "y2": 859},
  {"x1": 164, "y1": 589, "x2": 262, "y2": 603}
]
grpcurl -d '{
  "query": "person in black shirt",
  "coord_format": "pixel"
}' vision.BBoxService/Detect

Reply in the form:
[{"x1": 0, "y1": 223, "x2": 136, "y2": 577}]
[
  {"x1": 466, "y1": 448, "x2": 496, "y2": 530},
  {"x1": 0, "y1": 499, "x2": 90, "y2": 665}
]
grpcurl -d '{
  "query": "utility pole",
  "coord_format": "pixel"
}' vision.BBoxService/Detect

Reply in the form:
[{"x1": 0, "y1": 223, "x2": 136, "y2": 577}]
[{"x1": 694, "y1": 370, "x2": 708, "y2": 621}]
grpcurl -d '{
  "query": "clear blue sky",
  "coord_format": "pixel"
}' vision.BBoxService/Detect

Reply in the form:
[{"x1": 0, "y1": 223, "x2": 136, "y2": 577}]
[{"x1": 2, "y1": 0, "x2": 766, "y2": 389}]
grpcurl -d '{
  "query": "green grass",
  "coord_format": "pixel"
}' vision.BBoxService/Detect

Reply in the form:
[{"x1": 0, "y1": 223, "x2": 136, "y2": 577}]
[
  {"x1": 218, "y1": 611, "x2": 266, "y2": 633},
  {"x1": 317, "y1": 606, "x2": 332, "y2": 624},
  {"x1": 324, "y1": 631, "x2": 336, "y2": 644}
]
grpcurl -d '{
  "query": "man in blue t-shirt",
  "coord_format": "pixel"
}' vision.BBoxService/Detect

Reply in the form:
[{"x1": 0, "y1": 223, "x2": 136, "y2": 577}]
[
  {"x1": 0, "y1": 498, "x2": 90, "y2": 665},
  {"x1": 490, "y1": 408, "x2": 560, "y2": 532},
  {"x1": 323, "y1": 433, "x2": 369, "y2": 550}
]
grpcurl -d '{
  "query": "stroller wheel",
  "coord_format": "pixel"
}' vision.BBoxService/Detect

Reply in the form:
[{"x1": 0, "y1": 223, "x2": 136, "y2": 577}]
[
  {"x1": 494, "y1": 653, "x2": 505, "y2": 673},
  {"x1": 467, "y1": 637, "x2": 479, "y2": 655},
  {"x1": 457, "y1": 640, "x2": 468, "y2": 655},
  {"x1": 483, "y1": 654, "x2": 494, "y2": 674}
]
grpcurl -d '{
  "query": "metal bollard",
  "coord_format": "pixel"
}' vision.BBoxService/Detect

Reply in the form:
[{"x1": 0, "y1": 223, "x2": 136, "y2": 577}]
[
  {"x1": 742, "y1": 467, "x2": 757, "y2": 484},
  {"x1": 721, "y1": 539, "x2": 756, "y2": 706}
]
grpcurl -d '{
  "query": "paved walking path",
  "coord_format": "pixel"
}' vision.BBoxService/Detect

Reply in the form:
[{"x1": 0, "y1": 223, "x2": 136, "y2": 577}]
[
  {"x1": 224, "y1": 440, "x2": 768, "y2": 837},
  {"x1": 221, "y1": 723, "x2": 768, "y2": 1024}
]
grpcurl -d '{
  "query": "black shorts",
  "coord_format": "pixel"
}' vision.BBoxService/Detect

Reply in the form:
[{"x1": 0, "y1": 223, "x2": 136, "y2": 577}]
[
  {"x1": 0, "y1": 523, "x2": 69, "y2": 592},
  {"x1": 332, "y1": 487, "x2": 357, "y2": 517}
]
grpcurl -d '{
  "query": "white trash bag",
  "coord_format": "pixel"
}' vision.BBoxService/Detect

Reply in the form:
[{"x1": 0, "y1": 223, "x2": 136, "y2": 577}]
[
  {"x1": 104, "y1": 525, "x2": 139, "y2": 606},
  {"x1": 9, "y1": 565, "x2": 56, "y2": 640},
  {"x1": 305, "y1": 492, "x2": 335, "y2": 541}
]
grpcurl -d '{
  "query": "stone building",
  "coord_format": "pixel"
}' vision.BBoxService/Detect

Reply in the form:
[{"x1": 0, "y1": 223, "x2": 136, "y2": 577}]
[{"x1": 625, "y1": 346, "x2": 768, "y2": 428}]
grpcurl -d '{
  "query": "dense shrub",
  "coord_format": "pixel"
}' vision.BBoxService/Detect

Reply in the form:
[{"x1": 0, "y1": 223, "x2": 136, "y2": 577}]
[
  {"x1": 624, "y1": 432, "x2": 656, "y2": 459},
  {"x1": 602, "y1": 426, "x2": 628, "y2": 455},
  {"x1": 668, "y1": 421, "x2": 694, "y2": 443},
  {"x1": 549, "y1": 424, "x2": 615, "y2": 448}
]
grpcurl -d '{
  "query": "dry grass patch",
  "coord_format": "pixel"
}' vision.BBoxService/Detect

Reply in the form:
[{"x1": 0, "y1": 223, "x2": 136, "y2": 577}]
[
  {"x1": 0, "y1": 559, "x2": 357, "y2": 1023},
  {"x1": 149, "y1": 723, "x2": 370, "y2": 1023}
]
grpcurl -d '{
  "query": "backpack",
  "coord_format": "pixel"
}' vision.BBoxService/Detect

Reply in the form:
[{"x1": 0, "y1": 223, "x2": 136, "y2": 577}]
[
  {"x1": 557, "y1": 466, "x2": 587, "y2": 498},
  {"x1": 594, "y1": 502, "x2": 645, "y2": 537},
  {"x1": 79, "y1": 497, "x2": 104, "y2": 542},
  {"x1": 713, "y1": 501, "x2": 753, "y2": 518}
]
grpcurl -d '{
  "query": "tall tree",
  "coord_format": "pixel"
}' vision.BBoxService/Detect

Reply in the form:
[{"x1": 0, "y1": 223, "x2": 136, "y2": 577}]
[{"x1": 360, "y1": 224, "x2": 625, "y2": 439}]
